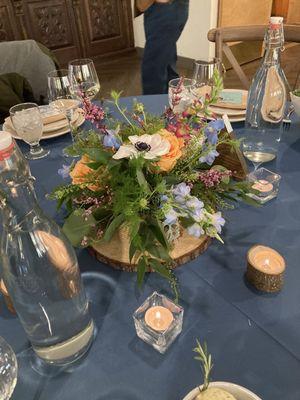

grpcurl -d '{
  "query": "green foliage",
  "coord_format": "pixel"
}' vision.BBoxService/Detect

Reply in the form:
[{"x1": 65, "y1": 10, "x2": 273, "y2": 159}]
[
  {"x1": 63, "y1": 210, "x2": 96, "y2": 247},
  {"x1": 103, "y1": 214, "x2": 125, "y2": 242},
  {"x1": 193, "y1": 340, "x2": 213, "y2": 392}
]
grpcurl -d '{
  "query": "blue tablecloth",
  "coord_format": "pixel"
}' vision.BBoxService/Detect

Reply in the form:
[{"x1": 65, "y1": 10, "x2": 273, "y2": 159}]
[{"x1": 1, "y1": 95, "x2": 300, "y2": 400}]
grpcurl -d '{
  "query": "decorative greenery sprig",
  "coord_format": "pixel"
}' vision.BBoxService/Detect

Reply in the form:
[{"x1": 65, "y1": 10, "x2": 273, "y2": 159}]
[{"x1": 193, "y1": 340, "x2": 213, "y2": 392}]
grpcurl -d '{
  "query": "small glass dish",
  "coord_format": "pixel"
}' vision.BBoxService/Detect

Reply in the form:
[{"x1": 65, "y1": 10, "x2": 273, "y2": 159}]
[
  {"x1": 133, "y1": 291, "x2": 184, "y2": 354},
  {"x1": 247, "y1": 168, "x2": 281, "y2": 204}
]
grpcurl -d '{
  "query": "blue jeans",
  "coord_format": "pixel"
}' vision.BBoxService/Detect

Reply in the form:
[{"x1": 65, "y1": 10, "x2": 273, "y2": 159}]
[{"x1": 142, "y1": 0, "x2": 189, "y2": 95}]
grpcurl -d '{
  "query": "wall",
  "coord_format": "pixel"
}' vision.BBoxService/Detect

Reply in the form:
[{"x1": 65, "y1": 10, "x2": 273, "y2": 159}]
[{"x1": 131, "y1": 0, "x2": 218, "y2": 61}]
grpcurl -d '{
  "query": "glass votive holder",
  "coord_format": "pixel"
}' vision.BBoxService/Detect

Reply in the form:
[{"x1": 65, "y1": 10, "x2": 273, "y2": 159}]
[
  {"x1": 133, "y1": 291, "x2": 184, "y2": 354},
  {"x1": 247, "y1": 168, "x2": 281, "y2": 204}
]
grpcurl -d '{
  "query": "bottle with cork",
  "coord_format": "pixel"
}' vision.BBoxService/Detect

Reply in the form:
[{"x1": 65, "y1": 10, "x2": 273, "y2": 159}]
[
  {"x1": 0, "y1": 131, "x2": 95, "y2": 366},
  {"x1": 244, "y1": 16, "x2": 289, "y2": 169}
]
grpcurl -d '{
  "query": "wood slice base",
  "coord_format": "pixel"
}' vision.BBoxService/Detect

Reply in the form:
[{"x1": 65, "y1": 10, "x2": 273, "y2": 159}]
[{"x1": 89, "y1": 228, "x2": 211, "y2": 272}]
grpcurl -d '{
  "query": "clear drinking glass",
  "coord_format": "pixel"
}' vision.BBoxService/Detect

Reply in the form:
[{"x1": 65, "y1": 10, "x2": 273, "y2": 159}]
[
  {"x1": 192, "y1": 58, "x2": 223, "y2": 100},
  {"x1": 68, "y1": 59, "x2": 100, "y2": 101},
  {"x1": 9, "y1": 103, "x2": 50, "y2": 160},
  {"x1": 47, "y1": 69, "x2": 80, "y2": 156},
  {"x1": 168, "y1": 78, "x2": 196, "y2": 113},
  {"x1": 0, "y1": 337, "x2": 18, "y2": 400}
]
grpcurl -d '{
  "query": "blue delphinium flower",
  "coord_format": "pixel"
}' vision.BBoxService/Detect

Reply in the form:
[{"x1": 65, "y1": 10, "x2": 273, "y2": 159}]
[
  {"x1": 199, "y1": 148, "x2": 219, "y2": 166},
  {"x1": 103, "y1": 134, "x2": 120, "y2": 149},
  {"x1": 187, "y1": 223, "x2": 204, "y2": 238},
  {"x1": 103, "y1": 128, "x2": 121, "y2": 150},
  {"x1": 204, "y1": 119, "x2": 225, "y2": 145},
  {"x1": 211, "y1": 211, "x2": 225, "y2": 233},
  {"x1": 163, "y1": 208, "x2": 178, "y2": 226},
  {"x1": 190, "y1": 207, "x2": 204, "y2": 223},
  {"x1": 186, "y1": 197, "x2": 204, "y2": 210},
  {"x1": 58, "y1": 164, "x2": 71, "y2": 179},
  {"x1": 173, "y1": 182, "x2": 191, "y2": 198}
]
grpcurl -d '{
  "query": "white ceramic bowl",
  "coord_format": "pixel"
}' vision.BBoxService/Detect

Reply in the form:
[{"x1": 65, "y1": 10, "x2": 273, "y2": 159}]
[
  {"x1": 290, "y1": 91, "x2": 300, "y2": 117},
  {"x1": 183, "y1": 381, "x2": 261, "y2": 400}
]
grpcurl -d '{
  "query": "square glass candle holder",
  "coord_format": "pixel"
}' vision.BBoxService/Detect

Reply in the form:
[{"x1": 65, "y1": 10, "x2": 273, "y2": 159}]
[
  {"x1": 133, "y1": 291, "x2": 184, "y2": 354},
  {"x1": 247, "y1": 168, "x2": 281, "y2": 204}
]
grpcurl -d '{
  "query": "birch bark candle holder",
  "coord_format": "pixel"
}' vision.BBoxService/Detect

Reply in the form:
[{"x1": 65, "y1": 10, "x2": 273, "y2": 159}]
[{"x1": 246, "y1": 245, "x2": 286, "y2": 293}]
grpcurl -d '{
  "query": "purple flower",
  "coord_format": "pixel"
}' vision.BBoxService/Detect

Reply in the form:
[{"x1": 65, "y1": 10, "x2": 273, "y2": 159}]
[
  {"x1": 187, "y1": 223, "x2": 204, "y2": 238},
  {"x1": 204, "y1": 119, "x2": 224, "y2": 145},
  {"x1": 211, "y1": 212, "x2": 225, "y2": 233},
  {"x1": 58, "y1": 164, "x2": 71, "y2": 179},
  {"x1": 199, "y1": 149, "x2": 219, "y2": 166}
]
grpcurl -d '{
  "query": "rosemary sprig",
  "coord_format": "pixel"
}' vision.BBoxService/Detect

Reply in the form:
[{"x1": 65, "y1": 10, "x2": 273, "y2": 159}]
[{"x1": 193, "y1": 340, "x2": 213, "y2": 392}]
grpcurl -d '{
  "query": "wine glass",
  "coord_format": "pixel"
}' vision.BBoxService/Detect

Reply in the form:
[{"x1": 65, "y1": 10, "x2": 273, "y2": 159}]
[
  {"x1": 168, "y1": 78, "x2": 196, "y2": 113},
  {"x1": 0, "y1": 336, "x2": 18, "y2": 399},
  {"x1": 68, "y1": 59, "x2": 100, "y2": 101},
  {"x1": 9, "y1": 103, "x2": 50, "y2": 160},
  {"x1": 192, "y1": 58, "x2": 224, "y2": 100},
  {"x1": 47, "y1": 69, "x2": 79, "y2": 156}
]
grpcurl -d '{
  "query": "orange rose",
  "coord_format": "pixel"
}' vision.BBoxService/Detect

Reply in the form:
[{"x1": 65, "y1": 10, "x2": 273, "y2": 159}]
[
  {"x1": 70, "y1": 155, "x2": 100, "y2": 191},
  {"x1": 156, "y1": 129, "x2": 184, "y2": 172}
]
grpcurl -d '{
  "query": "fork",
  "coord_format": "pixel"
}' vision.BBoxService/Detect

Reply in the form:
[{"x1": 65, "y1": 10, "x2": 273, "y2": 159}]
[{"x1": 283, "y1": 104, "x2": 295, "y2": 130}]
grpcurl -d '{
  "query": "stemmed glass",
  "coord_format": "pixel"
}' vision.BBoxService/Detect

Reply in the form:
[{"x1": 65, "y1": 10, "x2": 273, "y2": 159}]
[
  {"x1": 47, "y1": 69, "x2": 79, "y2": 156},
  {"x1": 192, "y1": 58, "x2": 224, "y2": 100},
  {"x1": 168, "y1": 78, "x2": 196, "y2": 113},
  {"x1": 68, "y1": 59, "x2": 100, "y2": 101},
  {"x1": 9, "y1": 103, "x2": 50, "y2": 160}
]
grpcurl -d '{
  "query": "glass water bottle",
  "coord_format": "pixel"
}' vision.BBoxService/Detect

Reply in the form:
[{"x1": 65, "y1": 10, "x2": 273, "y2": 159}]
[
  {"x1": 0, "y1": 135, "x2": 94, "y2": 366},
  {"x1": 244, "y1": 17, "x2": 288, "y2": 168}
]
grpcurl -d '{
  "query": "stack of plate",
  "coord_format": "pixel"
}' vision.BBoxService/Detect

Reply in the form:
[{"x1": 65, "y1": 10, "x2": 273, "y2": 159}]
[
  {"x1": 4, "y1": 104, "x2": 85, "y2": 140},
  {"x1": 208, "y1": 89, "x2": 248, "y2": 122}
]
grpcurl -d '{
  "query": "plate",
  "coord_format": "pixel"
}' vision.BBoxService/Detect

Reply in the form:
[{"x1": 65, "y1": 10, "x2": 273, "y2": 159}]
[
  {"x1": 209, "y1": 105, "x2": 246, "y2": 117},
  {"x1": 206, "y1": 114, "x2": 245, "y2": 123},
  {"x1": 5, "y1": 109, "x2": 81, "y2": 134},
  {"x1": 4, "y1": 112, "x2": 85, "y2": 141},
  {"x1": 183, "y1": 382, "x2": 261, "y2": 400}
]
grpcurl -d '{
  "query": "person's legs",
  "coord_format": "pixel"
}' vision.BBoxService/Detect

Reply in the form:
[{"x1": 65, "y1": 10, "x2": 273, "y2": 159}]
[
  {"x1": 167, "y1": 0, "x2": 189, "y2": 83},
  {"x1": 142, "y1": 0, "x2": 189, "y2": 95}
]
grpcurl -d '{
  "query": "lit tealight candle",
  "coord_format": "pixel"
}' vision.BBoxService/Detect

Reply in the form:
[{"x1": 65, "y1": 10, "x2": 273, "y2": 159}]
[
  {"x1": 246, "y1": 245, "x2": 286, "y2": 292},
  {"x1": 252, "y1": 179, "x2": 273, "y2": 193},
  {"x1": 144, "y1": 306, "x2": 174, "y2": 332}
]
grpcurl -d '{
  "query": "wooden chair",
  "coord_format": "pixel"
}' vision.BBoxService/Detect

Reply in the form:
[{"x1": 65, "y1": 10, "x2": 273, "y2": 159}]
[{"x1": 207, "y1": 24, "x2": 300, "y2": 89}]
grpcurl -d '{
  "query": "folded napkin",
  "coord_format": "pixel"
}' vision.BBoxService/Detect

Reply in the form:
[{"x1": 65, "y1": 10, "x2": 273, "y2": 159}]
[
  {"x1": 213, "y1": 90, "x2": 247, "y2": 110},
  {"x1": 197, "y1": 86, "x2": 247, "y2": 110},
  {"x1": 39, "y1": 105, "x2": 65, "y2": 125}
]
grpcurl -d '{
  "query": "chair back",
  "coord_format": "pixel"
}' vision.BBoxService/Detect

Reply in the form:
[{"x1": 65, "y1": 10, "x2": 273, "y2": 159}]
[{"x1": 207, "y1": 24, "x2": 300, "y2": 89}]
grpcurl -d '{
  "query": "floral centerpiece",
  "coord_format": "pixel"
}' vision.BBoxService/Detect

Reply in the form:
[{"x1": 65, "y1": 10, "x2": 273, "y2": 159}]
[{"x1": 51, "y1": 72, "x2": 254, "y2": 298}]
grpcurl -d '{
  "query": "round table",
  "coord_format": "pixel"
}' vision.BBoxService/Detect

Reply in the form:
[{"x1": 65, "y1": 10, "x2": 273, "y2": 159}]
[{"x1": 1, "y1": 95, "x2": 300, "y2": 400}]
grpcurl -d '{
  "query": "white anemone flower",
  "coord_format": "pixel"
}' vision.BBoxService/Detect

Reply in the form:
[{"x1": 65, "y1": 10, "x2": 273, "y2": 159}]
[{"x1": 112, "y1": 134, "x2": 170, "y2": 160}]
